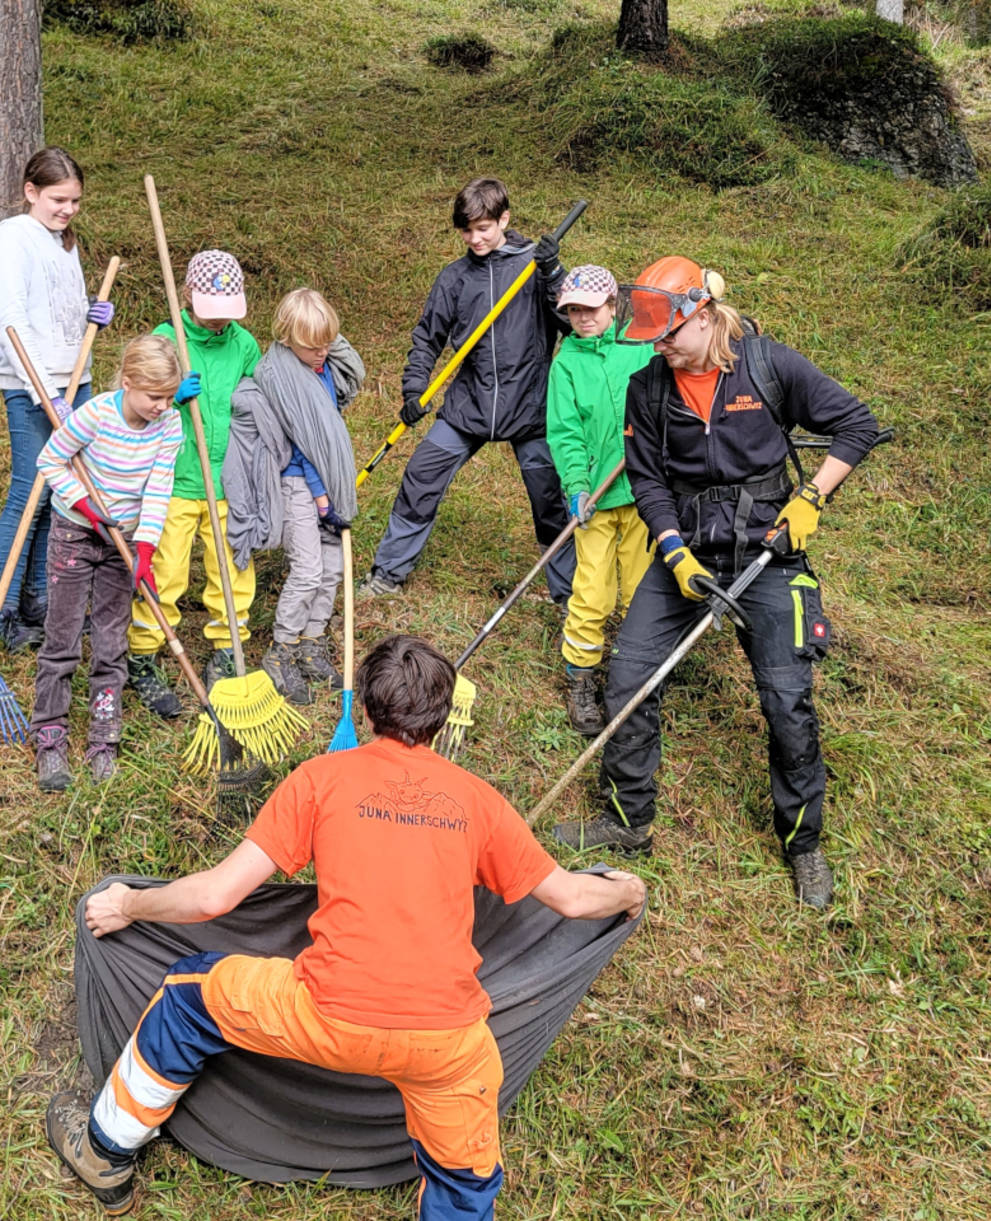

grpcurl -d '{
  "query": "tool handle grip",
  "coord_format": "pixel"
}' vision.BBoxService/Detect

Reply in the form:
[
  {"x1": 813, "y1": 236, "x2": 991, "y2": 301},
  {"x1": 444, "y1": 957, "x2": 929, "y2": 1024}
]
[{"x1": 552, "y1": 200, "x2": 588, "y2": 241}]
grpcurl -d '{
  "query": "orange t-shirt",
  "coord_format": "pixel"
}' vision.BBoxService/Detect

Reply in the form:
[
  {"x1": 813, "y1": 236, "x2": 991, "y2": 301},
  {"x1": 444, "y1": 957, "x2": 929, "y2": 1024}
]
[
  {"x1": 246, "y1": 739, "x2": 557, "y2": 1029},
  {"x1": 673, "y1": 367, "x2": 720, "y2": 424}
]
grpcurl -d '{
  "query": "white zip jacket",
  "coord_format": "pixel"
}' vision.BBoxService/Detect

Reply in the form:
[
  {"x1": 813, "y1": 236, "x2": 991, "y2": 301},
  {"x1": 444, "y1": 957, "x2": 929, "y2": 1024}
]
[{"x1": 0, "y1": 213, "x2": 90, "y2": 402}]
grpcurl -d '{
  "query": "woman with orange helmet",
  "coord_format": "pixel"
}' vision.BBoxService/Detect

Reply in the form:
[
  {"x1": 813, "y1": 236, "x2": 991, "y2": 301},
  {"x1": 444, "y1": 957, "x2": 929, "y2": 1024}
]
[{"x1": 554, "y1": 256, "x2": 880, "y2": 910}]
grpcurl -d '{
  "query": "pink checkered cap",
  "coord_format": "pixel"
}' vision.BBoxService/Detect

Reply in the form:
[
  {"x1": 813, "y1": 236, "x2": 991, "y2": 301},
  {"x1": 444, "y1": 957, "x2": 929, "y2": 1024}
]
[
  {"x1": 557, "y1": 264, "x2": 618, "y2": 309},
  {"x1": 185, "y1": 250, "x2": 247, "y2": 319}
]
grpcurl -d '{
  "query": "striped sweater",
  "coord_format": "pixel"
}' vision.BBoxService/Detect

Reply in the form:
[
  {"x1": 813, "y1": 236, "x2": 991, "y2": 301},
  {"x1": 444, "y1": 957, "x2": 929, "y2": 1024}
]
[{"x1": 37, "y1": 389, "x2": 184, "y2": 546}]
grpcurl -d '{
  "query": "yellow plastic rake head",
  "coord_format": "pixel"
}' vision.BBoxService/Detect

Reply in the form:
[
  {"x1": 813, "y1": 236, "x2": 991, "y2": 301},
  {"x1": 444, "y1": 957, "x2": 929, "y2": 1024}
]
[{"x1": 432, "y1": 672, "x2": 476, "y2": 760}]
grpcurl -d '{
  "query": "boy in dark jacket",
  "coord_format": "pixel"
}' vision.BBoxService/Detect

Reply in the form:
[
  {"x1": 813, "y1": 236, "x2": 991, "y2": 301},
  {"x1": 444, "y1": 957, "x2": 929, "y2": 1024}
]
[{"x1": 358, "y1": 177, "x2": 576, "y2": 603}]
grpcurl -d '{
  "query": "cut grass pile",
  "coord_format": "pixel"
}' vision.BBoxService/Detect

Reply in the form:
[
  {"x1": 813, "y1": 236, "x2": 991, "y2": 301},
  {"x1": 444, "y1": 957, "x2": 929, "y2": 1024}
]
[{"x1": 2, "y1": 0, "x2": 990, "y2": 1217}]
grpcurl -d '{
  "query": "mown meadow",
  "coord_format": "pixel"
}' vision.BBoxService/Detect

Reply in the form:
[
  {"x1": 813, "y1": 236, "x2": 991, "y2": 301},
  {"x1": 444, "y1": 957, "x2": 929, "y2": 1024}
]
[{"x1": 1, "y1": 0, "x2": 989, "y2": 1216}]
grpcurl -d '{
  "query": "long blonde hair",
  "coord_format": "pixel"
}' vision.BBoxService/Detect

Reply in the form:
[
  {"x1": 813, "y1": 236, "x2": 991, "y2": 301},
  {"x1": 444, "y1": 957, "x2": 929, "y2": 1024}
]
[
  {"x1": 115, "y1": 334, "x2": 183, "y2": 395},
  {"x1": 705, "y1": 299, "x2": 745, "y2": 373}
]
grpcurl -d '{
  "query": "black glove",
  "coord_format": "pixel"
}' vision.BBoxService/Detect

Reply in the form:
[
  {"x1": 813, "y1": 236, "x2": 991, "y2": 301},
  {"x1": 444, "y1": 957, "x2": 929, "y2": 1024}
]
[
  {"x1": 318, "y1": 504, "x2": 351, "y2": 535},
  {"x1": 399, "y1": 394, "x2": 429, "y2": 428},
  {"x1": 533, "y1": 233, "x2": 562, "y2": 277}
]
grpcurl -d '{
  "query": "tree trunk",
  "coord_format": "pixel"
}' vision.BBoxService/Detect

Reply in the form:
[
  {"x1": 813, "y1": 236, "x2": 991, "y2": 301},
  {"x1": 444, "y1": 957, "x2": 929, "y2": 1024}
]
[
  {"x1": 0, "y1": 0, "x2": 44, "y2": 219},
  {"x1": 617, "y1": 0, "x2": 669, "y2": 59},
  {"x1": 876, "y1": 0, "x2": 904, "y2": 23}
]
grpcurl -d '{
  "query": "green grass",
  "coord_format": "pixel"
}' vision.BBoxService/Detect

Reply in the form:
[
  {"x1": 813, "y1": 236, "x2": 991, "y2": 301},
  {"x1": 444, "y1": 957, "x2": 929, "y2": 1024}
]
[{"x1": 2, "y1": 0, "x2": 991, "y2": 1217}]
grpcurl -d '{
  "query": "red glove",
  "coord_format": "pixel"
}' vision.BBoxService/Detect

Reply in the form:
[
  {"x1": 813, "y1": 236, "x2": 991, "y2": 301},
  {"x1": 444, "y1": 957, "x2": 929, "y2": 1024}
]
[
  {"x1": 71, "y1": 497, "x2": 117, "y2": 545},
  {"x1": 132, "y1": 541, "x2": 159, "y2": 601}
]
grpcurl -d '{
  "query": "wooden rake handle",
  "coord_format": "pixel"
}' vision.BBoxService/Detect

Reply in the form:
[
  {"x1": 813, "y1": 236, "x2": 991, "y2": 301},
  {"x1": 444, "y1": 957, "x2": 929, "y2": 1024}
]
[
  {"x1": 144, "y1": 174, "x2": 247, "y2": 677},
  {"x1": 0, "y1": 257, "x2": 121, "y2": 611},
  {"x1": 5, "y1": 326, "x2": 213, "y2": 710}
]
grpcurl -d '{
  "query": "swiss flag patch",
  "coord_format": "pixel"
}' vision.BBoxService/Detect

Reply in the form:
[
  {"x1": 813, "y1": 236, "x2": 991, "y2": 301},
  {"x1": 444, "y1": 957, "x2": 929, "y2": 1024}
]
[{"x1": 813, "y1": 622, "x2": 826, "y2": 638}]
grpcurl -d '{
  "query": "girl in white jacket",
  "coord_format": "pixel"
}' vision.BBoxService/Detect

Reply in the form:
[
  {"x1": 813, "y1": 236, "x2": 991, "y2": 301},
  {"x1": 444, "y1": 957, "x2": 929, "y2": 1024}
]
[{"x1": 0, "y1": 147, "x2": 115, "y2": 651}]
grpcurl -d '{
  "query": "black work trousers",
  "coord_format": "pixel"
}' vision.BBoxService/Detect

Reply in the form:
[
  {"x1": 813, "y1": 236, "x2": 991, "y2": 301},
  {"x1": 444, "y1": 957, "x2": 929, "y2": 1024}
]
[{"x1": 599, "y1": 550, "x2": 830, "y2": 857}]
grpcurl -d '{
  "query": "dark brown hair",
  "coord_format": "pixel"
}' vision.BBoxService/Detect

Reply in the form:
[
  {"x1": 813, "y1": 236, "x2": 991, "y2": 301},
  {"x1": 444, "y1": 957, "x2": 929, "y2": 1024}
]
[
  {"x1": 22, "y1": 147, "x2": 84, "y2": 250},
  {"x1": 452, "y1": 177, "x2": 510, "y2": 230},
  {"x1": 356, "y1": 635, "x2": 455, "y2": 747}
]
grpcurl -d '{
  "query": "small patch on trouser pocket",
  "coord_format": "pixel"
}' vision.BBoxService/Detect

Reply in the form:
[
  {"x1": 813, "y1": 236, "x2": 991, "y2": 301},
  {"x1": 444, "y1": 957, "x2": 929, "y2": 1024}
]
[{"x1": 790, "y1": 573, "x2": 831, "y2": 661}]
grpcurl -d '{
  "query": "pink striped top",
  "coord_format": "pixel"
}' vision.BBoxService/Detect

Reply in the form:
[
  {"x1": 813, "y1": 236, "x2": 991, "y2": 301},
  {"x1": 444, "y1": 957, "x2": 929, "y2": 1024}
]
[{"x1": 37, "y1": 389, "x2": 184, "y2": 546}]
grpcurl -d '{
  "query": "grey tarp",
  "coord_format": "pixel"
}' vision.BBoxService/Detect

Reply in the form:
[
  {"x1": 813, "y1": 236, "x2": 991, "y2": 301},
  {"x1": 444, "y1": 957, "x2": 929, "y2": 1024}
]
[{"x1": 75, "y1": 871, "x2": 642, "y2": 1187}]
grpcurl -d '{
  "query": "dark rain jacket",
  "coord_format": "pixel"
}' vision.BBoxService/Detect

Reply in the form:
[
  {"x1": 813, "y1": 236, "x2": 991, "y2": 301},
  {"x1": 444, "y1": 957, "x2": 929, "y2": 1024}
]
[
  {"x1": 625, "y1": 337, "x2": 879, "y2": 560},
  {"x1": 401, "y1": 230, "x2": 567, "y2": 442}
]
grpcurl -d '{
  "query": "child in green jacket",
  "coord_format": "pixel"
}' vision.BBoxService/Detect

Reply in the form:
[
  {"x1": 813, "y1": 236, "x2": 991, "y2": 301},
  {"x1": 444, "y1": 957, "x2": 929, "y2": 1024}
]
[
  {"x1": 546, "y1": 265, "x2": 654, "y2": 735},
  {"x1": 126, "y1": 250, "x2": 261, "y2": 717}
]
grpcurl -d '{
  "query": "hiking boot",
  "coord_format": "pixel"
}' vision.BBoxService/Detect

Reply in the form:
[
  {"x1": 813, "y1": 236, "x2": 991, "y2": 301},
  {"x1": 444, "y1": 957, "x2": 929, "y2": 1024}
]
[
  {"x1": 790, "y1": 847, "x2": 834, "y2": 910},
  {"x1": 356, "y1": 569, "x2": 403, "y2": 598},
  {"x1": 204, "y1": 647, "x2": 237, "y2": 693},
  {"x1": 294, "y1": 636, "x2": 343, "y2": 688},
  {"x1": 262, "y1": 642, "x2": 313, "y2": 706},
  {"x1": 85, "y1": 742, "x2": 118, "y2": 784},
  {"x1": 127, "y1": 654, "x2": 182, "y2": 719},
  {"x1": 0, "y1": 608, "x2": 43, "y2": 652},
  {"x1": 46, "y1": 1091, "x2": 135, "y2": 1215},
  {"x1": 36, "y1": 725, "x2": 72, "y2": 792},
  {"x1": 565, "y1": 668, "x2": 605, "y2": 736},
  {"x1": 553, "y1": 814, "x2": 652, "y2": 855}
]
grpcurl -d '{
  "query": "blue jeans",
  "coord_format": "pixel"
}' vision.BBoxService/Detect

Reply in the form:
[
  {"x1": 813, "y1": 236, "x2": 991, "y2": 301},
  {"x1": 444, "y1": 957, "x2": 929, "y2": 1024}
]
[{"x1": 0, "y1": 382, "x2": 91, "y2": 613}]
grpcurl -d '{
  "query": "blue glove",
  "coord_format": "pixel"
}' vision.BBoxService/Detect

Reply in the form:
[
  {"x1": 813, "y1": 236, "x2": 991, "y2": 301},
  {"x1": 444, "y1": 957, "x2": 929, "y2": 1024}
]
[
  {"x1": 318, "y1": 504, "x2": 351, "y2": 535},
  {"x1": 86, "y1": 299, "x2": 115, "y2": 329},
  {"x1": 175, "y1": 372, "x2": 202, "y2": 405},
  {"x1": 569, "y1": 490, "x2": 595, "y2": 528},
  {"x1": 51, "y1": 394, "x2": 72, "y2": 423}
]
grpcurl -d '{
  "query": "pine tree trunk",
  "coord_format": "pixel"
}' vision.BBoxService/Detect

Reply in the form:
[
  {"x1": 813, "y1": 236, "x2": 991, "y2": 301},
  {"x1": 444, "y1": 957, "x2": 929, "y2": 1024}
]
[
  {"x1": 0, "y1": 0, "x2": 44, "y2": 219},
  {"x1": 617, "y1": 0, "x2": 669, "y2": 59}
]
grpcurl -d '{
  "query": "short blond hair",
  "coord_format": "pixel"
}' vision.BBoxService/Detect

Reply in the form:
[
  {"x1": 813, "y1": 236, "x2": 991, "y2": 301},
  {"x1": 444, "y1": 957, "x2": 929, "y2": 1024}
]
[
  {"x1": 272, "y1": 288, "x2": 340, "y2": 348},
  {"x1": 116, "y1": 334, "x2": 183, "y2": 395}
]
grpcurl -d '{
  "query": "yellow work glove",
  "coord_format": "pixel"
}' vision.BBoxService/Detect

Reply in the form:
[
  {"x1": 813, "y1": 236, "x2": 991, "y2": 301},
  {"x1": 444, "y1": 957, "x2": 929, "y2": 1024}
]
[
  {"x1": 662, "y1": 540, "x2": 712, "y2": 601},
  {"x1": 775, "y1": 482, "x2": 827, "y2": 552}
]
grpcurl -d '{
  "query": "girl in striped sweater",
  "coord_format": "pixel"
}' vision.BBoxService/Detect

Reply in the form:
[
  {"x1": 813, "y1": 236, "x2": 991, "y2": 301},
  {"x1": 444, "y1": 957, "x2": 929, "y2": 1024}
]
[{"x1": 31, "y1": 335, "x2": 190, "y2": 790}]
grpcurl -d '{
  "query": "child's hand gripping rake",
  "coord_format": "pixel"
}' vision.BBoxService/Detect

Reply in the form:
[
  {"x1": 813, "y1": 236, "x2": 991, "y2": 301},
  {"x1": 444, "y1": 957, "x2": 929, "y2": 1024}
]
[
  {"x1": 0, "y1": 257, "x2": 121, "y2": 745},
  {"x1": 355, "y1": 200, "x2": 588, "y2": 488},
  {"x1": 5, "y1": 326, "x2": 255, "y2": 795},
  {"x1": 144, "y1": 174, "x2": 307, "y2": 768},
  {"x1": 433, "y1": 458, "x2": 627, "y2": 759}
]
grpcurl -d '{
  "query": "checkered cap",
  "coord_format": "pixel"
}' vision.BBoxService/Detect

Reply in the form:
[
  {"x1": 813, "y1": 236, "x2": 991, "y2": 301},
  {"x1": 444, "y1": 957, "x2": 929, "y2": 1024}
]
[
  {"x1": 557, "y1": 264, "x2": 618, "y2": 309},
  {"x1": 185, "y1": 250, "x2": 247, "y2": 319}
]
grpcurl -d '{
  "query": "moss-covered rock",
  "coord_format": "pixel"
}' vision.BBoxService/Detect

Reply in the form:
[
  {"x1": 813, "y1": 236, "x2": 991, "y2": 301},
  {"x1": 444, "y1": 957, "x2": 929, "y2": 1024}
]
[{"x1": 720, "y1": 13, "x2": 977, "y2": 186}]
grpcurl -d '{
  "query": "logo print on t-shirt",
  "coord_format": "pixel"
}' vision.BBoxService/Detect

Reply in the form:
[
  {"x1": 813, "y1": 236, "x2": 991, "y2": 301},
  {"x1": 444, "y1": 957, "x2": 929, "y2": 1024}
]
[{"x1": 358, "y1": 772, "x2": 469, "y2": 832}]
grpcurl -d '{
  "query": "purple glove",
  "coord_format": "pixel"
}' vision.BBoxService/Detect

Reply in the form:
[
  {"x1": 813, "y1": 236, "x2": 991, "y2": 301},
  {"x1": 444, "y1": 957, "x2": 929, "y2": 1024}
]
[
  {"x1": 318, "y1": 503, "x2": 350, "y2": 535},
  {"x1": 51, "y1": 394, "x2": 72, "y2": 423},
  {"x1": 86, "y1": 299, "x2": 115, "y2": 329}
]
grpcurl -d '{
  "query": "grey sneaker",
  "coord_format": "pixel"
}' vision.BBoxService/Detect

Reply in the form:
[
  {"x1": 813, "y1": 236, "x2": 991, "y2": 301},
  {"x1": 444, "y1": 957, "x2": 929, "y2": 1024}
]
[
  {"x1": 356, "y1": 569, "x2": 403, "y2": 598},
  {"x1": 262, "y1": 642, "x2": 313, "y2": 706},
  {"x1": 553, "y1": 814, "x2": 652, "y2": 855},
  {"x1": 36, "y1": 725, "x2": 72, "y2": 792},
  {"x1": 127, "y1": 653, "x2": 181, "y2": 719},
  {"x1": 565, "y1": 669, "x2": 605, "y2": 736},
  {"x1": 294, "y1": 636, "x2": 343, "y2": 688},
  {"x1": 46, "y1": 1091, "x2": 135, "y2": 1215},
  {"x1": 85, "y1": 742, "x2": 118, "y2": 784},
  {"x1": 203, "y1": 647, "x2": 237, "y2": 692},
  {"x1": 790, "y1": 847, "x2": 834, "y2": 910}
]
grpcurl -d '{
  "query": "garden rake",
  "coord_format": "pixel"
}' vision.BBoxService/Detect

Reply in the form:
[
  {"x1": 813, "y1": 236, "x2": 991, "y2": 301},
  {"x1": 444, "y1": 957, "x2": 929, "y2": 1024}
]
[
  {"x1": 145, "y1": 174, "x2": 307, "y2": 768},
  {"x1": 0, "y1": 256, "x2": 121, "y2": 744},
  {"x1": 327, "y1": 527, "x2": 358, "y2": 752},
  {"x1": 5, "y1": 327, "x2": 262, "y2": 805},
  {"x1": 434, "y1": 457, "x2": 627, "y2": 759}
]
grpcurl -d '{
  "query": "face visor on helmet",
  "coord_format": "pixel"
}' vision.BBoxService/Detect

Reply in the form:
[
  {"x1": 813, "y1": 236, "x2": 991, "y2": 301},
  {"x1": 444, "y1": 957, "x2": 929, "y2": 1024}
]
[{"x1": 614, "y1": 283, "x2": 708, "y2": 345}]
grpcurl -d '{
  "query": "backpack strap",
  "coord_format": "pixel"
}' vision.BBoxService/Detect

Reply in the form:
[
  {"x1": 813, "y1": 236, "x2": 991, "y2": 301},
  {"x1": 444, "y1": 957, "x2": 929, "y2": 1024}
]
[{"x1": 741, "y1": 330, "x2": 806, "y2": 486}]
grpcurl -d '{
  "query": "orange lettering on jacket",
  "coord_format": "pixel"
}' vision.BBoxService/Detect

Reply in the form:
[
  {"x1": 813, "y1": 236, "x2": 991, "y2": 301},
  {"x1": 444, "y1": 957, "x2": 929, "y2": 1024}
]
[{"x1": 725, "y1": 395, "x2": 763, "y2": 412}]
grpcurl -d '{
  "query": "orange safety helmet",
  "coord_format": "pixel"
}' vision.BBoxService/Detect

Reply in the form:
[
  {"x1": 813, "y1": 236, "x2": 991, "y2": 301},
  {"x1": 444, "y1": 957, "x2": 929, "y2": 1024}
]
[{"x1": 616, "y1": 257, "x2": 725, "y2": 344}]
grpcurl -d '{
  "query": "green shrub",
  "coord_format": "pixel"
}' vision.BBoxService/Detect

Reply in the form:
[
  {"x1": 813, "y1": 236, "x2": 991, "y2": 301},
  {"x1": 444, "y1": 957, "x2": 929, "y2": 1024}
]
[
  {"x1": 43, "y1": 0, "x2": 193, "y2": 43},
  {"x1": 898, "y1": 180, "x2": 991, "y2": 308},
  {"x1": 424, "y1": 33, "x2": 497, "y2": 73}
]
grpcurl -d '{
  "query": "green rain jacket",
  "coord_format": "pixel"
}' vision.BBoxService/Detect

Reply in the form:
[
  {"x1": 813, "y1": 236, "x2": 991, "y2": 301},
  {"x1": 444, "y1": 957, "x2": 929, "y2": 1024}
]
[
  {"x1": 546, "y1": 321, "x2": 653, "y2": 511},
  {"x1": 154, "y1": 311, "x2": 261, "y2": 500}
]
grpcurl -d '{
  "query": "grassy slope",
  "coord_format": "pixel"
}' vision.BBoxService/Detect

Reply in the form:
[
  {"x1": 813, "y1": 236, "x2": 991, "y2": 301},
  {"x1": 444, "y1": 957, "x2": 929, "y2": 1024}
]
[{"x1": 2, "y1": 1, "x2": 990, "y2": 1217}]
